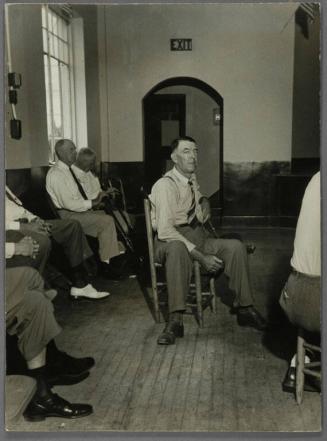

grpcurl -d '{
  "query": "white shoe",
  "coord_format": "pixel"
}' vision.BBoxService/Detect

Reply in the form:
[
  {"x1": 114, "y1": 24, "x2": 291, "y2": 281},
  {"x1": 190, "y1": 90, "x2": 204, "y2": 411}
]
[{"x1": 70, "y1": 284, "x2": 110, "y2": 300}]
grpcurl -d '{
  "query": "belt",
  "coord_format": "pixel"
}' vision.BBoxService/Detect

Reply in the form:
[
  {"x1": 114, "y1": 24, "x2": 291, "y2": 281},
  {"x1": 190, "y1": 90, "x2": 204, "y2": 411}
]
[{"x1": 291, "y1": 269, "x2": 320, "y2": 279}]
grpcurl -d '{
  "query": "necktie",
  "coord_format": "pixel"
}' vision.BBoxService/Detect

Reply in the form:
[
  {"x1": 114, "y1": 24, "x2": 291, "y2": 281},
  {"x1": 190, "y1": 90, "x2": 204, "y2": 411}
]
[
  {"x1": 69, "y1": 167, "x2": 88, "y2": 200},
  {"x1": 187, "y1": 179, "x2": 196, "y2": 224}
]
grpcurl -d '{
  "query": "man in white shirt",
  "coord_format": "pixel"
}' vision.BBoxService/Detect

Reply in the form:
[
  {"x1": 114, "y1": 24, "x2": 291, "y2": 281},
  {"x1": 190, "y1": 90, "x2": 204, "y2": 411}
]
[
  {"x1": 280, "y1": 171, "x2": 320, "y2": 393},
  {"x1": 5, "y1": 186, "x2": 109, "y2": 300},
  {"x1": 150, "y1": 137, "x2": 266, "y2": 345},
  {"x1": 46, "y1": 139, "x2": 124, "y2": 277},
  {"x1": 72, "y1": 147, "x2": 132, "y2": 235}
]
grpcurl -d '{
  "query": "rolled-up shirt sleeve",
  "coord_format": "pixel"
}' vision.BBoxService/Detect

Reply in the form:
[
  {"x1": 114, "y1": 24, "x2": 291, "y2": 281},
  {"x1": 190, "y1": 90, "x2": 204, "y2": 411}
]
[
  {"x1": 151, "y1": 180, "x2": 196, "y2": 253},
  {"x1": 46, "y1": 170, "x2": 92, "y2": 212},
  {"x1": 5, "y1": 243, "x2": 15, "y2": 259}
]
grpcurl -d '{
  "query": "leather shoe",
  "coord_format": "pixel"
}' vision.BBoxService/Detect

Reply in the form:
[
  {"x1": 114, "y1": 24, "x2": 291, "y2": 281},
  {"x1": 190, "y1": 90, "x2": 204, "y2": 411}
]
[
  {"x1": 24, "y1": 391, "x2": 93, "y2": 421},
  {"x1": 237, "y1": 306, "x2": 267, "y2": 331},
  {"x1": 70, "y1": 284, "x2": 110, "y2": 300},
  {"x1": 282, "y1": 366, "x2": 321, "y2": 393},
  {"x1": 157, "y1": 322, "x2": 184, "y2": 345},
  {"x1": 47, "y1": 351, "x2": 95, "y2": 378}
]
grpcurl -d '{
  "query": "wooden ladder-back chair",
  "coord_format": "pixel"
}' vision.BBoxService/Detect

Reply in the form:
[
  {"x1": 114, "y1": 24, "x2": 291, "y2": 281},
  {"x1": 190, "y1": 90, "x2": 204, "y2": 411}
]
[
  {"x1": 143, "y1": 196, "x2": 217, "y2": 328},
  {"x1": 296, "y1": 328, "x2": 321, "y2": 404}
]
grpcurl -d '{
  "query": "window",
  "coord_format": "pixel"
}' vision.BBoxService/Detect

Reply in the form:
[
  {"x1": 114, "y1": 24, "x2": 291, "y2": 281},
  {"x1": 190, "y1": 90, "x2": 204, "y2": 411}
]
[{"x1": 42, "y1": 5, "x2": 75, "y2": 162}]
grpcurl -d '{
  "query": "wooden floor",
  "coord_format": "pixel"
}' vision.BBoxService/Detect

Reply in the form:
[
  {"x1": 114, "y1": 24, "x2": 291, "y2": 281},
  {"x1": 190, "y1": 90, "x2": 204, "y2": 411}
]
[{"x1": 8, "y1": 228, "x2": 321, "y2": 432}]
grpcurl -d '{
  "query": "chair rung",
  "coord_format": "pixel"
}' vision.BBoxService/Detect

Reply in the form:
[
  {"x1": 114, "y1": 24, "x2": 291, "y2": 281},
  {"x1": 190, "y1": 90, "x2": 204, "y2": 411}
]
[
  {"x1": 303, "y1": 369, "x2": 321, "y2": 379},
  {"x1": 304, "y1": 342, "x2": 321, "y2": 352},
  {"x1": 304, "y1": 361, "x2": 321, "y2": 369}
]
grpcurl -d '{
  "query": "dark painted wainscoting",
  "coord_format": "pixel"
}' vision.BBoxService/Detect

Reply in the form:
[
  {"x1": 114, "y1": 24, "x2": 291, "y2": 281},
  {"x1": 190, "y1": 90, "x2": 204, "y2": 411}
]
[
  {"x1": 5, "y1": 159, "x2": 317, "y2": 228},
  {"x1": 223, "y1": 161, "x2": 316, "y2": 227},
  {"x1": 101, "y1": 160, "x2": 316, "y2": 227}
]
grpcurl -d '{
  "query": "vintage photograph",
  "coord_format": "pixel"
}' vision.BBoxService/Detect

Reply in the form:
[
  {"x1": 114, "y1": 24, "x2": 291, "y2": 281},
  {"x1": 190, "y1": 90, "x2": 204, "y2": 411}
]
[{"x1": 3, "y1": 1, "x2": 321, "y2": 432}]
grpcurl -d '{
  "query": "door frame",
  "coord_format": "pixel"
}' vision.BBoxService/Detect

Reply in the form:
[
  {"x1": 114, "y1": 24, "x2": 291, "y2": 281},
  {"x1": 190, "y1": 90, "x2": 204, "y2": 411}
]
[{"x1": 142, "y1": 76, "x2": 224, "y2": 214}]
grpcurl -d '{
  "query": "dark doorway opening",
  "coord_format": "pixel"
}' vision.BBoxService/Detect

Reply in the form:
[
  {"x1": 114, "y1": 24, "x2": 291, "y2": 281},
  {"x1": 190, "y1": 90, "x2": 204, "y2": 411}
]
[
  {"x1": 143, "y1": 94, "x2": 186, "y2": 187},
  {"x1": 143, "y1": 77, "x2": 224, "y2": 215}
]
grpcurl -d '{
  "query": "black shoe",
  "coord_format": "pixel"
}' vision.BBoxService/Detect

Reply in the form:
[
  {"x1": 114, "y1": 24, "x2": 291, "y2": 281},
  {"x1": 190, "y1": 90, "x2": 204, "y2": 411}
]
[
  {"x1": 237, "y1": 306, "x2": 267, "y2": 331},
  {"x1": 47, "y1": 370, "x2": 90, "y2": 387},
  {"x1": 157, "y1": 322, "x2": 184, "y2": 345},
  {"x1": 47, "y1": 351, "x2": 95, "y2": 378},
  {"x1": 282, "y1": 366, "x2": 321, "y2": 393},
  {"x1": 24, "y1": 391, "x2": 93, "y2": 422},
  {"x1": 100, "y1": 263, "x2": 126, "y2": 281}
]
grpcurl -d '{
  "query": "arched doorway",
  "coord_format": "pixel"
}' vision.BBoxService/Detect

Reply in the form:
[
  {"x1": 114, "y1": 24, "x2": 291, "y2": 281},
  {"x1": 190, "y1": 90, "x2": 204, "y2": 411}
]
[{"x1": 142, "y1": 76, "x2": 224, "y2": 214}]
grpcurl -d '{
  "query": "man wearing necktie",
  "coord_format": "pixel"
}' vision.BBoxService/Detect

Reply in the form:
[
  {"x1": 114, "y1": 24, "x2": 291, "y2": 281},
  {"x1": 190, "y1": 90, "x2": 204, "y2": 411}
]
[
  {"x1": 150, "y1": 136, "x2": 266, "y2": 345},
  {"x1": 46, "y1": 139, "x2": 124, "y2": 279}
]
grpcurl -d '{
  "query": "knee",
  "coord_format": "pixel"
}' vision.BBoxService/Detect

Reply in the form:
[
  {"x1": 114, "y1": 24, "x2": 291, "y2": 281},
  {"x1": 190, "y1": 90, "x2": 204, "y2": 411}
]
[
  {"x1": 23, "y1": 290, "x2": 52, "y2": 315},
  {"x1": 166, "y1": 241, "x2": 190, "y2": 260},
  {"x1": 67, "y1": 219, "x2": 83, "y2": 234},
  {"x1": 37, "y1": 234, "x2": 52, "y2": 253},
  {"x1": 227, "y1": 239, "x2": 245, "y2": 255}
]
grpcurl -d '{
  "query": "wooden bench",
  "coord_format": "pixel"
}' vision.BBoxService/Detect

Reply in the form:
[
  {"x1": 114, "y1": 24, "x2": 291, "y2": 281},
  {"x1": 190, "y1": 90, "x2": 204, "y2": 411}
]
[{"x1": 5, "y1": 375, "x2": 36, "y2": 428}]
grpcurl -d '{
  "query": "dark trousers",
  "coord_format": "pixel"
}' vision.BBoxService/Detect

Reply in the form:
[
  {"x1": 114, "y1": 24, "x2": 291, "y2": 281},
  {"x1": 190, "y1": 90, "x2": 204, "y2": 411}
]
[
  {"x1": 6, "y1": 219, "x2": 93, "y2": 273},
  {"x1": 279, "y1": 271, "x2": 320, "y2": 333},
  {"x1": 6, "y1": 267, "x2": 61, "y2": 362},
  {"x1": 154, "y1": 225, "x2": 254, "y2": 313}
]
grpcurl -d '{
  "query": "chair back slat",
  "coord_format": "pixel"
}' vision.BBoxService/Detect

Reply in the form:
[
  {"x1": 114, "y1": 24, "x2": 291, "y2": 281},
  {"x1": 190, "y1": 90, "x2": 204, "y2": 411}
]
[{"x1": 143, "y1": 197, "x2": 160, "y2": 321}]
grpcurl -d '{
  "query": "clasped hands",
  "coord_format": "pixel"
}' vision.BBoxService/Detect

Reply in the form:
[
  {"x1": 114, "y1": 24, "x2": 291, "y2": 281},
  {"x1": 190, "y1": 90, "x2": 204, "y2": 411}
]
[
  {"x1": 20, "y1": 217, "x2": 52, "y2": 235},
  {"x1": 14, "y1": 236, "x2": 39, "y2": 259}
]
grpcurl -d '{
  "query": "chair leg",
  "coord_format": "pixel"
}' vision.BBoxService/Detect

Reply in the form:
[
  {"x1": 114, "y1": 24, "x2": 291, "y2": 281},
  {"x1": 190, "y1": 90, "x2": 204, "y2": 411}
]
[
  {"x1": 296, "y1": 330, "x2": 305, "y2": 404},
  {"x1": 194, "y1": 262, "x2": 203, "y2": 328},
  {"x1": 209, "y1": 277, "x2": 217, "y2": 314}
]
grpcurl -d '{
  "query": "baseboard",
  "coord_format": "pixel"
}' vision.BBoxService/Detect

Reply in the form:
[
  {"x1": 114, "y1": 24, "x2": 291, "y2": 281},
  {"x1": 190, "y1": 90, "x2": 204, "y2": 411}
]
[{"x1": 219, "y1": 216, "x2": 297, "y2": 228}]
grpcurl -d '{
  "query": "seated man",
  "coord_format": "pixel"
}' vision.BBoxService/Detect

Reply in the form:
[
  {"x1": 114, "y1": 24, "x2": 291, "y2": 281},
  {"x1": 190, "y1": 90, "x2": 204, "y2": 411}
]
[
  {"x1": 150, "y1": 136, "x2": 266, "y2": 345},
  {"x1": 279, "y1": 171, "x2": 320, "y2": 393},
  {"x1": 6, "y1": 185, "x2": 109, "y2": 300},
  {"x1": 6, "y1": 264, "x2": 94, "y2": 421},
  {"x1": 46, "y1": 139, "x2": 125, "y2": 278},
  {"x1": 72, "y1": 147, "x2": 133, "y2": 236}
]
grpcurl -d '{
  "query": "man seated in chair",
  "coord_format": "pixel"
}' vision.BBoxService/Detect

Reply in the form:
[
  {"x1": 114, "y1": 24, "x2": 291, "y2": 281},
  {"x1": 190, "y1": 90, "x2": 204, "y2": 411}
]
[
  {"x1": 5, "y1": 262, "x2": 94, "y2": 421},
  {"x1": 279, "y1": 171, "x2": 320, "y2": 393},
  {"x1": 72, "y1": 147, "x2": 133, "y2": 236},
  {"x1": 6, "y1": 185, "x2": 109, "y2": 300},
  {"x1": 150, "y1": 136, "x2": 266, "y2": 345},
  {"x1": 46, "y1": 139, "x2": 126, "y2": 279}
]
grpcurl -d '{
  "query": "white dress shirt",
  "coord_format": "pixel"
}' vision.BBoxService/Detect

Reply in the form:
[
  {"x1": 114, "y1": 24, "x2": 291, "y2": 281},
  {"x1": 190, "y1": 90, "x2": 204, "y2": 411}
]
[
  {"x1": 71, "y1": 165, "x2": 101, "y2": 200},
  {"x1": 291, "y1": 171, "x2": 320, "y2": 276},
  {"x1": 149, "y1": 167, "x2": 204, "y2": 252},
  {"x1": 46, "y1": 160, "x2": 92, "y2": 212},
  {"x1": 5, "y1": 186, "x2": 37, "y2": 258}
]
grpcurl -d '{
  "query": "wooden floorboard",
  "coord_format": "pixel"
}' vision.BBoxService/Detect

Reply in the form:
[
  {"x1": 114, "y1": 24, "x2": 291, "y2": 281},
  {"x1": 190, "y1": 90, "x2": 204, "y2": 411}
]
[{"x1": 7, "y1": 228, "x2": 321, "y2": 432}]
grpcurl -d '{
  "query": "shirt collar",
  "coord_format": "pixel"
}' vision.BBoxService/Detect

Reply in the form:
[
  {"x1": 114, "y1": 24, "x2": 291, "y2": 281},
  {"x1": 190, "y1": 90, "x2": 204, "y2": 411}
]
[
  {"x1": 71, "y1": 164, "x2": 86, "y2": 176},
  {"x1": 172, "y1": 166, "x2": 194, "y2": 186},
  {"x1": 57, "y1": 160, "x2": 70, "y2": 170}
]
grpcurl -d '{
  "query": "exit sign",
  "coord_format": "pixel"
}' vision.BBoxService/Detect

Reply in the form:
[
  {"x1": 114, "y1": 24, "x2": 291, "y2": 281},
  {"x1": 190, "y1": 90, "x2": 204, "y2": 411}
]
[{"x1": 170, "y1": 39, "x2": 192, "y2": 51}]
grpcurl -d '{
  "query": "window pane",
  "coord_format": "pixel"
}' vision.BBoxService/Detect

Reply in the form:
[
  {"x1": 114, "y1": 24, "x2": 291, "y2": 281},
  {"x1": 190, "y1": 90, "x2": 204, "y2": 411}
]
[
  {"x1": 49, "y1": 32, "x2": 54, "y2": 57},
  {"x1": 42, "y1": 29, "x2": 48, "y2": 53},
  {"x1": 61, "y1": 63, "x2": 72, "y2": 139},
  {"x1": 53, "y1": 35, "x2": 59, "y2": 59},
  {"x1": 52, "y1": 13, "x2": 58, "y2": 36},
  {"x1": 42, "y1": 6, "x2": 47, "y2": 27},
  {"x1": 50, "y1": 59, "x2": 63, "y2": 138},
  {"x1": 48, "y1": 10, "x2": 53, "y2": 32}
]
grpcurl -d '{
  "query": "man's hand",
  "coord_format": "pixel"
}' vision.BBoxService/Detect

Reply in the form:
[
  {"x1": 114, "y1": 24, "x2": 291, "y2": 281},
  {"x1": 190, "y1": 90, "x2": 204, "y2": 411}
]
[
  {"x1": 190, "y1": 248, "x2": 223, "y2": 273},
  {"x1": 92, "y1": 191, "x2": 107, "y2": 208},
  {"x1": 14, "y1": 236, "x2": 39, "y2": 258},
  {"x1": 20, "y1": 218, "x2": 50, "y2": 234},
  {"x1": 200, "y1": 254, "x2": 223, "y2": 273},
  {"x1": 200, "y1": 197, "x2": 211, "y2": 223},
  {"x1": 105, "y1": 187, "x2": 120, "y2": 197}
]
